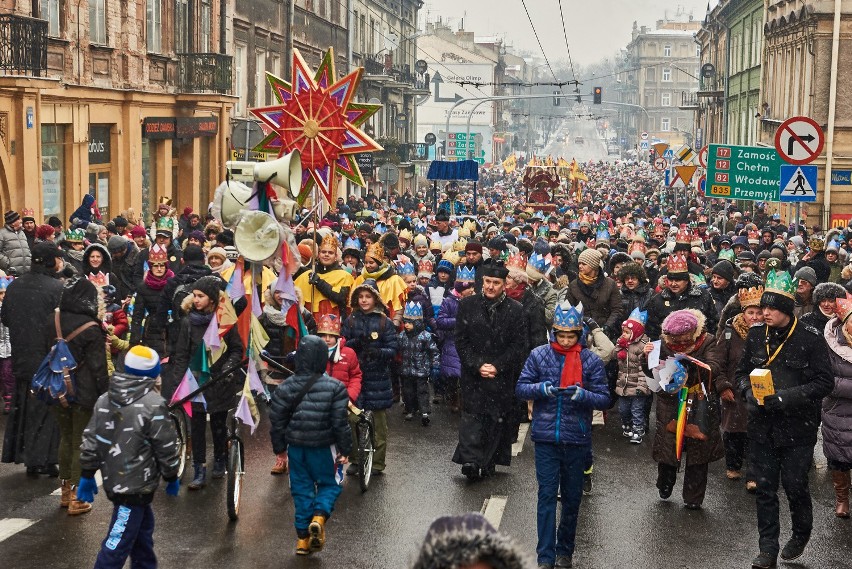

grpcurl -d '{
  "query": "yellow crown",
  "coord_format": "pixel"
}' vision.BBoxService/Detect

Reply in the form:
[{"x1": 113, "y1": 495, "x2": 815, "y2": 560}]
[
  {"x1": 738, "y1": 285, "x2": 764, "y2": 309},
  {"x1": 452, "y1": 238, "x2": 467, "y2": 252},
  {"x1": 429, "y1": 239, "x2": 443, "y2": 251},
  {"x1": 366, "y1": 242, "x2": 385, "y2": 262},
  {"x1": 320, "y1": 233, "x2": 339, "y2": 251}
]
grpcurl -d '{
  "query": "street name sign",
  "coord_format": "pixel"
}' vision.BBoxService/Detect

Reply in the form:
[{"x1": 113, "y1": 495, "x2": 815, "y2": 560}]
[{"x1": 705, "y1": 144, "x2": 782, "y2": 201}]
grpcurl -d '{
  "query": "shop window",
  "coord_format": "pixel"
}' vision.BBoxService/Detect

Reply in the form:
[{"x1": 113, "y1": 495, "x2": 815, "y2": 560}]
[
  {"x1": 41, "y1": 125, "x2": 66, "y2": 220},
  {"x1": 88, "y1": 125, "x2": 111, "y2": 218},
  {"x1": 141, "y1": 139, "x2": 156, "y2": 223}
]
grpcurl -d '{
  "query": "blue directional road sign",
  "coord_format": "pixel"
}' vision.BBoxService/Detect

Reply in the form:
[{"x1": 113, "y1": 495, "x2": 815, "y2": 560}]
[{"x1": 779, "y1": 165, "x2": 818, "y2": 203}]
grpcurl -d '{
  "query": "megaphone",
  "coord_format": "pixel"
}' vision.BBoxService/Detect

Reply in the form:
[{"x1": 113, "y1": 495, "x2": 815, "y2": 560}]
[
  {"x1": 226, "y1": 150, "x2": 302, "y2": 198},
  {"x1": 234, "y1": 210, "x2": 283, "y2": 262},
  {"x1": 214, "y1": 180, "x2": 254, "y2": 229}
]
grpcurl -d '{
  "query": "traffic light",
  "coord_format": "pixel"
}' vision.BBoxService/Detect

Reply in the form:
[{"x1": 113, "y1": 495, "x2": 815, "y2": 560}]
[
  {"x1": 553, "y1": 91, "x2": 560, "y2": 106},
  {"x1": 593, "y1": 86, "x2": 602, "y2": 104}
]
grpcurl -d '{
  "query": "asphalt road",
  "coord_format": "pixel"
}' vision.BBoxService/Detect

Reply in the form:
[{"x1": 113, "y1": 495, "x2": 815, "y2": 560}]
[
  {"x1": 544, "y1": 118, "x2": 610, "y2": 163},
  {"x1": 1, "y1": 400, "x2": 851, "y2": 568}
]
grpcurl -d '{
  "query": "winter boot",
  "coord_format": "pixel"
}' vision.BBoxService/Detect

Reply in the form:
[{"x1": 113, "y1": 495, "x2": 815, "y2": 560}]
[
  {"x1": 421, "y1": 413, "x2": 431, "y2": 426},
  {"x1": 832, "y1": 470, "x2": 851, "y2": 519},
  {"x1": 2, "y1": 395, "x2": 10, "y2": 414},
  {"x1": 308, "y1": 514, "x2": 326, "y2": 552},
  {"x1": 271, "y1": 453, "x2": 288, "y2": 475},
  {"x1": 211, "y1": 457, "x2": 226, "y2": 479},
  {"x1": 296, "y1": 536, "x2": 312, "y2": 555},
  {"x1": 67, "y1": 485, "x2": 92, "y2": 516},
  {"x1": 59, "y1": 479, "x2": 72, "y2": 508},
  {"x1": 188, "y1": 463, "x2": 207, "y2": 490}
]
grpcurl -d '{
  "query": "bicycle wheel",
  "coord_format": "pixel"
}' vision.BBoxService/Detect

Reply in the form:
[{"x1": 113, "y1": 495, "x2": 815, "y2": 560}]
[
  {"x1": 358, "y1": 418, "x2": 374, "y2": 493},
  {"x1": 171, "y1": 410, "x2": 190, "y2": 481},
  {"x1": 226, "y1": 438, "x2": 244, "y2": 521}
]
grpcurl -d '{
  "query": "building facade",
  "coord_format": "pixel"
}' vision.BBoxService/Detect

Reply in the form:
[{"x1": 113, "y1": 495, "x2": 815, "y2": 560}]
[{"x1": 0, "y1": 0, "x2": 234, "y2": 224}]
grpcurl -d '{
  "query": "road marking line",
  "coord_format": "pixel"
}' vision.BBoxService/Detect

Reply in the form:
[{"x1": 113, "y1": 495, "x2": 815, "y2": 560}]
[
  {"x1": 481, "y1": 495, "x2": 508, "y2": 529},
  {"x1": 0, "y1": 518, "x2": 39, "y2": 543},
  {"x1": 50, "y1": 471, "x2": 103, "y2": 496},
  {"x1": 512, "y1": 423, "x2": 530, "y2": 456}
]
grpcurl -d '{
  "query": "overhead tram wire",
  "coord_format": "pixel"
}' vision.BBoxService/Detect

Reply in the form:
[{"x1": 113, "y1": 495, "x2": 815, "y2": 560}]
[
  {"x1": 557, "y1": 0, "x2": 578, "y2": 85},
  {"x1": 519, "y1": 0, "x2": 560, "y2": 84}
]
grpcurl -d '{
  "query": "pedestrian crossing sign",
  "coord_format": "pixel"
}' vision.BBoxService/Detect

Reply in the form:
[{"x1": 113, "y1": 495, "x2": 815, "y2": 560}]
[{"x1": 779, "y1": 165, "x2": 818, "y2": 202}]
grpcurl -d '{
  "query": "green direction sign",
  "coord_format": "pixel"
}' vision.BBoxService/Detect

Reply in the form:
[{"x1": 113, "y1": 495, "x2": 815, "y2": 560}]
[{"x1": 705, "y1": 144, "x2": 782, "y2": 201}]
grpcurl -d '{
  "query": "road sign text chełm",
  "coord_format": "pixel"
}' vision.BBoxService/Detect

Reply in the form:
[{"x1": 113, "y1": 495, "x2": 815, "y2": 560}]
[{"x1": 705, "y1": 144, "x2": 782, "y2": 201}]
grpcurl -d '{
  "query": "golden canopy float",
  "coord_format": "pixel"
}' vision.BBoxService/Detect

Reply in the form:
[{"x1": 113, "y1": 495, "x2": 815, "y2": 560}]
[{"x1": 522, "y1": 165, "x2": 561, "y2": 213}]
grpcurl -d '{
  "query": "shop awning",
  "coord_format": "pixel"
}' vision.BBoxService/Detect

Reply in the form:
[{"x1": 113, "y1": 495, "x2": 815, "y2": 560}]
[{"x1": 426, "y1": 160, "x2": 479, "y2": 181}]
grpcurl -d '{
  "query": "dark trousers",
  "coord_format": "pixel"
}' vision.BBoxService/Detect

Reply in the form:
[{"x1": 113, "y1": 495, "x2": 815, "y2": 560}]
[
  {"x1": 751, "y1": 442, "x2": 814, "y2": 556},
  {"x1": 0, "y1": 357, "x2": 13, "y2": 406},
  {"x1": 94, "y1": 503, "x2": 156, "y2": 569},
  {"x1": 723, "y1": 431, "x2": 749, "y2": 472},
  {"x1": 401, "y1": 374, "x2": 431, "y2": 415},
  {"x1": 190, "y1": 404, "x2": 227, "y2": 465},
  {"x1": 534, "y1": 443, "x2": 586, "y2": 565},
  {"x1": 657, "y1": 462, "x2": 709, "y2": 505}
]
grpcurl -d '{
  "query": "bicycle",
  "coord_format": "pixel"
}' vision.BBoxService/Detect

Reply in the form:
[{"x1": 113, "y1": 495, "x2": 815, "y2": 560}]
[
  {"x1": 225, "y1": 406, "x2": 244, "y2": 521},
  {"x1": 349, "y1": 403, "x2": 375, "y2": 493}
]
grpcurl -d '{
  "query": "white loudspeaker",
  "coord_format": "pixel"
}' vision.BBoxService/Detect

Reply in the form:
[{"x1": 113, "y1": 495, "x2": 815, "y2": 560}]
[
  {"x1": 271, "y1": 197, "x2": 298, "y2": 222},
  {"x1": 251, "y1": 150, "x2": 303, "y2": 198},
  {"x1": 215, "y1": 180, "x2": 254, "y2": 229},
  {"x1": 234, "y1": 210, "x2": 283, "y2": 262}
]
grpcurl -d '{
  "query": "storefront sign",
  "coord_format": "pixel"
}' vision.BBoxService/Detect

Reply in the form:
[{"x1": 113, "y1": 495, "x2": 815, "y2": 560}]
[
  {"x1": 831, "y1": 170, "x2": 852, "y2": 185},
  {"x1": 177, "y1": 117, "x2": 219, "y2": 138},
  {"x1": 355, "y1": 152, "x2": 374, "y2": 179},
  {"x1": 830, "y1": 213, "x2": 852, "y2": 229},
  {"x1": 230, "y1": 149, "x2": 274, "y2": 162},
  {"x1": 88, "y1": 125, "x2": 111, "y2": 165},
  {"x1": 142, "y1": 117, "x2": 176, "y2": 139}
]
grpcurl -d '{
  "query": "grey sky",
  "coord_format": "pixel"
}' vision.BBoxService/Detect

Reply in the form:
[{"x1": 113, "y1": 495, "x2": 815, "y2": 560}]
[{"x1": 420, "y1": 1, "x2": 710, "y2": 71}]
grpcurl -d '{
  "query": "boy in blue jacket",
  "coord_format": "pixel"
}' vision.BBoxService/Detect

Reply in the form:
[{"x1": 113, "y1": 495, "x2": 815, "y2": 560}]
[{"x1": 515, "y1": 301, "x2": 610, "y2": 569}]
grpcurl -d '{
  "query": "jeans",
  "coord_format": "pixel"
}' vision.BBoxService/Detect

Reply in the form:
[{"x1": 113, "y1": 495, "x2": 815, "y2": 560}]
[
  {"x1": 350, "y1": 409, "x2": 387, "y2": 471},
  {"x1": 287, "y1": 445, "x2": 344, "y2": 535},
  {"x1": 534, "y1": 442, "x2": 587, "y2": 565},
  {"x1": 751, "y1": 441, "x2": 814, "y2": 556},
  {"x1": 94, "y1": 503, "x2": 156, "y2": 569},
  {"x1": 52, "y1": 405, "x2": 92, "y2": 484},
  {"x1": 190, "y1": 404, "x2": 227, "y2": 465},
  {"x1": 618, "y1": 395, "x2": 648, "y2": 433},
  {"x1": 401, "y1": 374, "x2": 431, "y2": 415}
]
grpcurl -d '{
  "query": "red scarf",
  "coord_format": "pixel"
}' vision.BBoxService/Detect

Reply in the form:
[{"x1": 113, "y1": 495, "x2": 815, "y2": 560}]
[
  {"x1": 506, "y1": 282, "x2": 527, "y2": 300},
  {"x1": 549, "y1": 342, "x2": 583, "y2": 388}
]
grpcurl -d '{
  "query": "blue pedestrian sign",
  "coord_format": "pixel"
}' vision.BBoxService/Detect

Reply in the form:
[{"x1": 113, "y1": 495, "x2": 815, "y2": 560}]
[
  {"x1": 664, "y1": 148, "x2": 674, "y2": 160},
  {"x1": 779, "y1": 165, "x2": 818, "y2": 202}
]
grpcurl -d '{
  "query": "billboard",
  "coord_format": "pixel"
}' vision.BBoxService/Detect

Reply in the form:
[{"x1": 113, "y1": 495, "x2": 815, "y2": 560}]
[{"x1": 417, "y1": 63, "x2": 494, "y2": 127}]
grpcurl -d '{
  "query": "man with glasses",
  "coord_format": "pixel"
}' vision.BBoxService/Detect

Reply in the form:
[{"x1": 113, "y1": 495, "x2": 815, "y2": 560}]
[{"x1": 645, "y1": 253, "x2": 717, "y2": 341}]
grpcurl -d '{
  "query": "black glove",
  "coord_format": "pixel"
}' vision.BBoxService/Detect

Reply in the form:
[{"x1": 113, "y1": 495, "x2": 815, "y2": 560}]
[
  {"x1": 314, "y1": 278, "x2": 332, "y2": 295},
  {"x1": 583, "y1": 317, "x2": 599, "y2": 331},
  {"x1": 743, "y1": 389, "x2": 759, "y2": 408},
  {"x1": 763, "y1": 393, "x2": 785, "y2": 413},
  {"x1": 308, "y1": 272, "x2": 321, "y2": 286}
]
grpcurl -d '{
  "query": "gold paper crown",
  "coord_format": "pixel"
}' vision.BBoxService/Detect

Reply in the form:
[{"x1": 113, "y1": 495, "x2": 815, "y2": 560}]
[
  {"x1": 458, "y1": 227, "x2": 471, "y2": 239},
  {"x1": 463, "y1": 219, "x2": 477, "y2": 232},
  {"x1": 398, "y1": 229, "x2": 413, "y2": 244},
  {"x1": 320, "y1": 233, "x2": 339, "y2": 251},
  {"x1": 452, "y1": 238, "x2": 467, "y2": 252},
  {"x1": 158, "y1": 196, "x2": 173, "y2": 207},
  {"x1": 506, "y1": 253, "x2": 527, "y2": 273},
  {"x1": 429, "y1": 239, "x2": 442, "y2": 251},
  {"x1": 738, "y1": 285, "x2": 764, "y2": 309},
  {"x1": 809, "y1": 236, "x2": 824, "y2": 251},
  {"x1": 442, "y1": 250, "x2": 460, "y2": 266},
  {"x1": 366, "y1": 242, "x2": 385, "y2": 262},
  {"x1": 87, "y1": 271, "x2": 109, "y2": 288}
]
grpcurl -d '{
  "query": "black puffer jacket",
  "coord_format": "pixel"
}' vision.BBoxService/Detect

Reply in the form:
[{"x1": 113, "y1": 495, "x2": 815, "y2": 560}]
[
  {"x1": 620, "y1": 283, "x2": 654, "y2": 320},
  {"x1": 645, "y1": 285, "x2": 717, "y2": 341},
  {"x1": 157, "y1": 263, "x2": 213, "y2": 356},
  {"x1": 341, "y1": 309, "x2": 398, "y2": 410},
  {"x1": 398, "y1": 319, "x2": 439, "y2": 378},
  {"x1": 269, "y1": 335, "x2": 352, "y2": 454},
  {"x1": 128, "y1": 280, "x2": 166, "y2": 352},
  {"x1": 48, "y1": 278, "x2": 109, "y2": 410}
]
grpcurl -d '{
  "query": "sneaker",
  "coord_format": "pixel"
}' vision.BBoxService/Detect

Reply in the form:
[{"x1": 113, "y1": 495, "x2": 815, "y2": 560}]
[
  {"x1": 751, "y1": 552, "x2": 777, "y2": 568},
  {"x1": 296, "y1": 537, "x2": 312, "y2": 556},
  {"x1": 271, "y1": 455, "x2": 288, "y2": 475},
  {"x1": 780, "y1": 536, "x2": 808, "y2": 561},
  {"x1": 404, "y1": 412, "x2": 414, "y2": 421},
  {"x1": 421, "y1": 413, "x2": 431, "y2": 426},
  {"x1": 726, "y1": 469, "x2": 742, "y2": 480},
  {"x1": 583, "y1": 473, "x2": 592, "y2": 495},
  {"x1": 555, "y1": 555, "x2": 573, "y2": 568},
  {"x1": 630, "y1": 431, "x2": 644, "y2": 444},
  {"x1": 211, "y1": 458, "x2": 226, "y2": 479},
  {"x1": 346, "y1": 463, "x2": 360, "y2": 476},
  {"x1": 622, "y1": 425, "x2": 632, "y2": 438},
  {"x1": 308, "y1": 514, "x2": 326, "y2": 552}
]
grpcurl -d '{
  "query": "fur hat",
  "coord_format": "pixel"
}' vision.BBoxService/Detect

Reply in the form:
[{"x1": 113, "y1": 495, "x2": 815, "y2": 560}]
[
  {"x1": 617, "y1": 262, "x2": 648, "y2": 284},
  {"x1": 813, "y1": 282, "x2": 847, "y2": 305},
  {"x1": 607, "y1": 252, "x2": 632, "y2": 276}
]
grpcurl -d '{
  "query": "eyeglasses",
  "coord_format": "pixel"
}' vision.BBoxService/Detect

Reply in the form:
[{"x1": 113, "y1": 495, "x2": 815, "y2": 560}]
[{"x1": 150, "y1": 263, "x2": 166, "y2": 269}]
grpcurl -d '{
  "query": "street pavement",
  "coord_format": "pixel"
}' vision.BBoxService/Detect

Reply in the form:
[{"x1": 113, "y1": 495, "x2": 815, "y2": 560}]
[{"x1": 1, "y1": 400, "x2": 851, "y2": 568}]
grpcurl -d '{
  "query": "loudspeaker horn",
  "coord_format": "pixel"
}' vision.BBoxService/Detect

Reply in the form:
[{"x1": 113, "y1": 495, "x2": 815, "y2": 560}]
[
  {"x1": 234, "y1": 210, "x2": 283, "y2": 262},
  {"x1": 215, "y1": 180, "x2": 254, "y2": 229},
  {"x1": 253, "y1": 150, "x2": 303, "y2": 198}
]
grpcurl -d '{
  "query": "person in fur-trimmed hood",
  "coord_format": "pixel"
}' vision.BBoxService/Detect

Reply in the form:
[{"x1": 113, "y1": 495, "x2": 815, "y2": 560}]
[{"x1": 800, "y1": 282, "x2": 847, "y2": 332}]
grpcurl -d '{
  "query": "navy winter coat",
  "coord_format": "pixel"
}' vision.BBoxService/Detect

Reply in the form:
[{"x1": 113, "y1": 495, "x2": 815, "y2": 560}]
[
  {"x1": 398, "y1": 320, "x2": 439, "y2": 378},
  {"x1": 516, "y1": 345, "x2": 610, "y2": 445},
  {"x1": 341, "y1": 309, "x2": 398, "y2": 410},
  {"x1": 269, "y1": 336, "x2": 352, "y2": 455},
  {"x1": 436, "y1": 294, "x2": 461, "y2": 378}
]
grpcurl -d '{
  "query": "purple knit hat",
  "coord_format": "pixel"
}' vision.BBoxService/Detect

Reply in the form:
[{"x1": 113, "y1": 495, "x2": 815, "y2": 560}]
[{"x1": 661, "y1": 309, "x2": 700, "y2": 336}]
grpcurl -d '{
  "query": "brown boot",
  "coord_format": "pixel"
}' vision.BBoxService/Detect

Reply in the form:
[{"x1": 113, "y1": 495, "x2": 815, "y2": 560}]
[
  {"x1": 59, "y1": 479, "x2": 72, "y2": 508},
  {"x1": 68, "y1": 488, "x2": 93, "y2": 516},
  {"x1": 832, "y1": 470, "x2": 850, "y2": 519}
]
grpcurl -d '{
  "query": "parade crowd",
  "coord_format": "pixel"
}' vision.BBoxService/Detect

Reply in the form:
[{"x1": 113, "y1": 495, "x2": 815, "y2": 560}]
[{"x1": 1, "y1": 158, "x2": 851, "y2": 569}]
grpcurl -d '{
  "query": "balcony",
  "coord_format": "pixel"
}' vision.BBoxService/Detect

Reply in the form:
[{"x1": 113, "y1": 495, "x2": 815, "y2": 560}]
[
  {"x1": 177, "y1": 53, "x2": 232, "y2": 94},
  {"x1": 364, "y1": 58, "x2": 388, "y2": 77},
  {"x1": 0, "y1": 14, "x2": 47, "y2": 77},
  {"x1": 679, "y1": 91, "x2": 699, "y2": 110},
  {"x1": 390, "y1": 65, "x2": 430, "y2": 92},
  {"x1": 697, "y1": 76, "x2": 724, "y2": 98}
]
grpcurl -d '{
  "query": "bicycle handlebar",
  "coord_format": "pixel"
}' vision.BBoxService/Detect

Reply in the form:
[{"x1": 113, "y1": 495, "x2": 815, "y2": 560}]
[{"x1": 168, "y1": 358, "x2": 249, "y2": 410}]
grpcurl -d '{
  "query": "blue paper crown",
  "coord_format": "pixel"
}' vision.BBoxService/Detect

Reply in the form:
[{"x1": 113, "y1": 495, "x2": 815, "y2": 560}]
[
  {"x1": 403, "y1": 301, "x2": 423, "y2": 320},
  {"x1": 627, "y1": 306, "x2": 648, "y2": 326},
  {"x1": 596, "y1": 229, "x2": 610, "y2": 242},
  {"x1": 528, "y1": 252, "x2": 548, "y2": 273},
  {"x1": 553, "y1": 301, "x2": 583, "y2": 332},
  {"x1": 569, "y1": 221, "x2": 580, "y2": 230},
  {"x1": 456, "y1": 266, "x2": 476, "y2": 283},
  {"x1": 343, "y1": 237, "x2": 359, "y2": 249},
  {"x1": 397, "y1": 262, "x2": 416, "y2": 277},
  {"x1": 0, "y1": 276, "x2": 12, "y2": 291}
]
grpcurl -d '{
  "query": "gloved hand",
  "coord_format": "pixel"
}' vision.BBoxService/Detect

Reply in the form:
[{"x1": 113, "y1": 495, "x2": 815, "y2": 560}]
[
  {"x1": 583, "y1": 317, "x2": 599, "y2": 331},
  {"x1": 308, "y1": 272, "x2": 321, "y2": 286},
  {"x1": 76, "y1": 477, "x2": 98, "y2": 503},
  {"x1": 763, "y1": 393, "x2": 785, "y2": 412},
  {"x1": 743, "y1": 389, "x2": 759, "y2": 407},
  {"x1": 165, "y1": 479, "x2": 180, "y2": 497},
  {"x1": 564, "y1": 385, "x2": 587, "y2": 402},
  {"x1": 540, "y1": 381, "x2": 559, "y2": 397}
]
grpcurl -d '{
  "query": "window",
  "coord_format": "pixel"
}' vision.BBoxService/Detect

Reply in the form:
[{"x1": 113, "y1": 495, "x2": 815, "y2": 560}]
[
  {"x1": 331, "y1": 0, "x2": 340, "y2": 25},
  {"x1": 234, "y1": 42, "x2": 247, "y2": 115},
  {"x1": 270, "y1": 54, "x2": 280, "y2": 78},
  {"x1": 200, "y1": 0, "x2": 212, "y2": 52},
  {"x1": 646, "y1": 67, "x2": 656, "y2": 82},
  {"x1": 175, "y1": 0, "x2": 190, "y2": 53},
  {"x1": 662, "y1": 68, "x2": 671, "y2": 82},
  {"x1": 369, "y1": 18, "x2": 376, "y2": 54},
  {"x1": 664, "y1": 44, "x2": 671, "y2": 57},
  {"x1": 696, "y1": 43, "x2": 701, "y2": 57},
  {"x1": 255, "y1": 51, "x2": 266, "y2": 107},
  {"x1": 146, "y1": 0, "x2": 162, "y2": 53},
  {"x1": 744, "y1": 25, "x2": 752, "y2": 69},
  {"x1": 661, "y1": 92, "x2": 671, "y2": 106},
  {"x1": 359, "y1": 14, "x2": 366, "y2": 54},
  {"x1": 661, "y1": 117, "x2": 670, "y2": 132},
  {"x1": 40, "y1": 0, "x2": 60, "y2": 37},
  {"x1": 89, "y1": 0, "x2": 106, "y2": 45},
  {"x1": 645, "y1": 91, "x2": 655, "y2": 107}
]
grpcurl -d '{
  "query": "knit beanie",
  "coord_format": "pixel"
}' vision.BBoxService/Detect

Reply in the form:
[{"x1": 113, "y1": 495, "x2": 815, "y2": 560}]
[
  {"x1": 183, "y1": 244, "x2": 205, "y2": 264},
  {"x1": 793, "y1": 266, "x2": 817, "y2": 287},
  {"x1": 661, "y1": 309, "x2": 699, "y2": 336},
  {"x1": 124, "y1": 345, "x2": 161, "y2": 378},
  {"x1": 192, "y1": 275, "x2": 224, "y2": 304},
  {"x1": 207, "y1": 247, "x2": 228, "y2": 264},
  {"x1": 578, "y1": 248, "x2": 602, "y2": 271},
  {"x1": 711, "y1": 260, "x2": 736, "y2": 283},
  {"x1": 35, "y1": 224, "x2": 55, "y2": 240},
  {"x1": 761, "y1": 290, "x2": 796, "y2": 317},
  {"x1": 107, "y1": 235, "x2": 128, "y2": 253},
  {"x1": 4, "y1": 210, "x2": 20, "y2": 225},
  {"x1": 130, "y1": 225, "x2": 147, "y2": 239}
]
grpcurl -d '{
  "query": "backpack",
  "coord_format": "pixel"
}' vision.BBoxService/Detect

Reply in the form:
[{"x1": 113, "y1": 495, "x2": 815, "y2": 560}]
[
  {"x1": 172, "y1": 282, "x2": 194, "y2": 316},
  {"x1": 31, "y1": 311, "x2": 98, "y2": 407}
]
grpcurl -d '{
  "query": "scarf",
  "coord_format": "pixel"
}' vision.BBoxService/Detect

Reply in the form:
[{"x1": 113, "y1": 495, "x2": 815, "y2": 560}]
[
  {"x1": 665, "y1": 332, "x2": 705, "y2": 355},
  {"x1": 361, "y1": 262, "x2": 390, "y2": 280},
  {"x1": 144, "y1": 268, "x2": 174, "y2": 291},
  {"x1": 578, "y1": 270, "x2": 598, "y2": 286},
  {"x1": 262, "y1": 302, "x2": 287, "y2": 326},
  {"x1": 188, "y1": 310, "x2": 214, "y2": 326},
  {"x1": 549, "y1": 342, "x2": 583, "y2": 388},
  {"x1": 731, "y1": 313, "x2": 751, "y2": 340},
  {"x1": 210, "y1": 259, "x2": 233, "y2": 275},
  {"x1": 506, "y1": 282, "x2": 526, "y2": 301},
  {"x1": 484, "y1": 292, "x2": 506, "y2": 325}
]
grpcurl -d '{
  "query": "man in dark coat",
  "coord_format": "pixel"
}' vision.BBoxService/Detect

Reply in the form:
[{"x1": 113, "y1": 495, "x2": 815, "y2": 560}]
[
  {"x1": 107, "y1": 235, "x2": 139, "y2": 301},
  {"x1": 1, "y1": 243, "x2": 65, "y2": 474},
  {"x1": 645, "y1": 253, "x2": 717, "y2": 341},
  {"x1": 735, "y1": 269, "x2": 834, "y2": 569},
  {"x1": 558, "y1": 248, "x2": 622, "y2": 339},
  {"x1": 453, "y1": 264, "x2": 528, "y2": 479}
]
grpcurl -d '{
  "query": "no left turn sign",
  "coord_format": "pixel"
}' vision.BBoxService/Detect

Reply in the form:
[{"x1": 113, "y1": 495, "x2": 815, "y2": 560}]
[
  {"x1": 654, "y1": 157, "x2": 668, "y2": 171},
  {"x1": 774, "y1": 116, "x2": 824, "y2": 165}
]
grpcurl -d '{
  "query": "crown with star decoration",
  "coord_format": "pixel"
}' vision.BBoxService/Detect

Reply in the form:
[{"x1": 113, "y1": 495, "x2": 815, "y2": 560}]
[
  {"x1": 553, "y1": 301, "x2": 583, "y2": 332},
  {"x1": 403, "y1": 301, "x2": 423, "y2": 320},
  {"x1": 765, "y1": 268, "x2": 796, "y2": 299}
]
